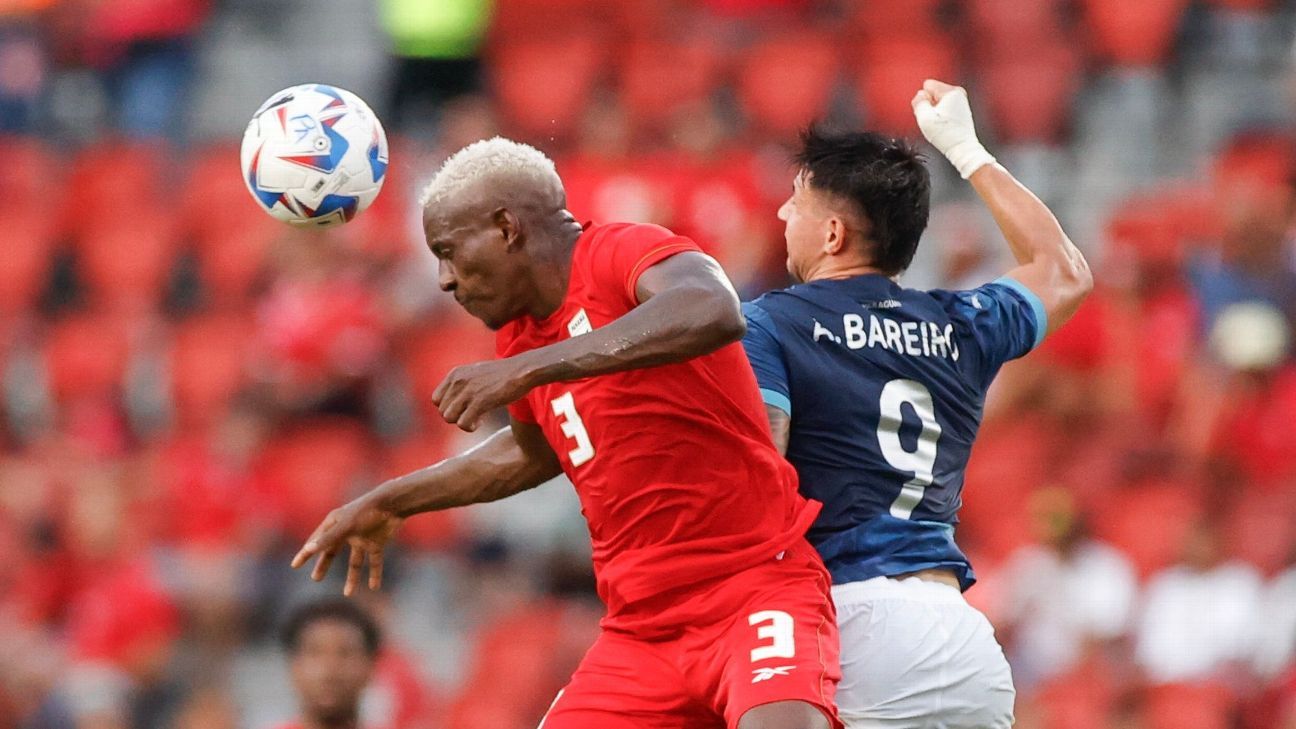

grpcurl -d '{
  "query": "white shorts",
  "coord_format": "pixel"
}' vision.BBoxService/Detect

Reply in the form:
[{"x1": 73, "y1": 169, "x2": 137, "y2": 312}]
[{"x1": 832, "y1": 576, "x2": 1016, "y2": 729}]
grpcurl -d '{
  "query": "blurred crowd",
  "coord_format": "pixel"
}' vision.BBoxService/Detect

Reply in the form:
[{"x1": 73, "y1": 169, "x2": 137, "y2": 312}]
[{"x1": 1, "y1": 1, "x2": 1295, "y2": 728}]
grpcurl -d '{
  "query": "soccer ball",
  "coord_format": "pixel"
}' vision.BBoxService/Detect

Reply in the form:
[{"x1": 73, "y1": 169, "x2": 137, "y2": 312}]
[{"x1": 241, "y1": 84, "x2": 388, "y2": 227}]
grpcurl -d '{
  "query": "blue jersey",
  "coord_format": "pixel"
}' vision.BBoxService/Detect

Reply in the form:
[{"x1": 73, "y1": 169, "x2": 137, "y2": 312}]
[{"x1": 742, "y1": 274, "x2": 1046, "y2": 590}]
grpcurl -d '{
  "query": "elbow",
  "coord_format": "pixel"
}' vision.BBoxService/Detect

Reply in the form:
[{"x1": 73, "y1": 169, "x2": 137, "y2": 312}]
[
  {"x1": 1067, "y1": 247, "x2": 1095, "y2": 302},
  {"x1": 703, "y1": 288, "x2": 746, "y2": 345}
]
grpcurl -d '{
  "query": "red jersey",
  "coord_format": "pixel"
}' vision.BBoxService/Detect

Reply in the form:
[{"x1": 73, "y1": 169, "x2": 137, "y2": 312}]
[{"x1": 496, "y1": 222, "x2": 819, "y2": 633}]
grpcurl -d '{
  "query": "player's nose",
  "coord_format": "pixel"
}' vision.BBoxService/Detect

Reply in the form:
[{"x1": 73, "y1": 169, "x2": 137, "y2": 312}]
[
  {"x1": 777, "y1": 198, "x2": 792, "y2": 221},
  {"x1": 438, "y1": 259, "x2": 456, "y2": 292}
]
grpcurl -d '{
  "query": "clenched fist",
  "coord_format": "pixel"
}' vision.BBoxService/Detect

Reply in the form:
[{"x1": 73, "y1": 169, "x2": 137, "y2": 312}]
[{"x1": 912, "y1": 79, "x2": 996, "y2": 180}]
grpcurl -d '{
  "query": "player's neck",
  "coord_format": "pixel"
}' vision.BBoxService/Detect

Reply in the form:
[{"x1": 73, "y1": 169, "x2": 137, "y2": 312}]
[
  {"x1": 528, "y1": 223, "x2": 582, "y2": 319},
  {"x1": 806, "y1": 259, "x2": 891, "y2": 282}
]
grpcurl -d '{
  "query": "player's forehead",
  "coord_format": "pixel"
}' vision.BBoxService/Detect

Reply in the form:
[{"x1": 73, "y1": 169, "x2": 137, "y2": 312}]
[{"x1": 423, "y1": 196, "x2": 486, "y2": 242}]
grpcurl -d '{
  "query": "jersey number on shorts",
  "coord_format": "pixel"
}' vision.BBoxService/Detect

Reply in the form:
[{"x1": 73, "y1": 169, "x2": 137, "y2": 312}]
[
  {"x1": 749, "y1": 610, "x2": 795, "y2": 662},
  {"x1": 551, "y1": 392, "x2": 595, "y2": 467},
  {"x1": 877, "y1": 379, "x2": 942, "y2": 519}
]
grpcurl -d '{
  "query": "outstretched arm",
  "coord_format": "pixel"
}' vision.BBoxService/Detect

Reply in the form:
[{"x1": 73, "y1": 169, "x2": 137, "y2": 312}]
[
  {"x1": 435, "y1": 251, "x2": 745, "y2": 430},
  {"x1": 291, "y1": 419, "x2": 562, "y2": 594},
  {"x1": 913, "y1": 79, "x2": 1093, "y2": 335}
]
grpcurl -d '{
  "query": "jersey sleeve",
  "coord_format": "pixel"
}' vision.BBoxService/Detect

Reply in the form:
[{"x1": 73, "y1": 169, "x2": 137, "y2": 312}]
[
  {"x1": 741, "y1": 301, "x2": 792, "y2": 415},
  {"x1": 586, "y1": 223, "x2": 703, "y2": 305},
  {"x1": 944, "y1": 276, "x2": 1048, "y2": 369}
]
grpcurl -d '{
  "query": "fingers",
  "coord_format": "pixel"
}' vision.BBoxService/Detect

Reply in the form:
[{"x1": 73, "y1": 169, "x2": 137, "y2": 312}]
[
  {"x1": 344, "y1": 543, "x2": 365, "y2": 596},
  {"x1": 911, "y1": 90, "x2": 934, "y2": 110},
  {"x1": 311, "y1": 546, "x2": 339, "y2": 582},
  {"x1": 431, "y1": 372, "x2": 450, "y2": 406},
  {"x1": 368, "y1": 547, "x2": 385, "y2": 591},
  {"x1": 923, "y1": 78, "x2": 958, "y2": 100}
]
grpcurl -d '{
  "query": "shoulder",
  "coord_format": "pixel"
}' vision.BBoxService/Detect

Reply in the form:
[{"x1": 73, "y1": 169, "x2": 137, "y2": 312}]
[{"x1": 583, "y1": 221, "x2": 681, "y2": 249}]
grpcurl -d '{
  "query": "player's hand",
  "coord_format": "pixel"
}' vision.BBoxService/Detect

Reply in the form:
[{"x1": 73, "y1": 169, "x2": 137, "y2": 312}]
[
  {"x1": 432, "y1": 357, "x2": 533, "y2": 432},
  {"x1": 291, "y1": 495, "x2": 404, "y2": 596},
  {"x1": 911, "y1": 79, "x2": 996, "y2": 179}
]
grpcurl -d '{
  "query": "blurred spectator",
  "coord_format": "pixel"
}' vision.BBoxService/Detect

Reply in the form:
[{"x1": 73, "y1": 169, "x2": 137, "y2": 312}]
[
  {"x1": 276, "y1": 598, "x2": 381, "y2": 729},
  {"x1": 57, "y1": 0, "x2": 211, "y2": 140},
  {"x1": 379, "y1": 0, "x2": 492, "y2": 136},
  {"x1": 1255, "y1": 553, "x2": 1296, "y2": 682},
  {"x1": 1187, "y1": 132, "x2": 1296, "y2": 337},
  {"x1": 0, "y1": 3, "x2": 50, "y2": 133},
  {"x1": 1135, "y1": 519, "x2": 1262, "y2": 687},
  {"x1": 997, "y1": 488, "x2": 1137, "y2": 691}
]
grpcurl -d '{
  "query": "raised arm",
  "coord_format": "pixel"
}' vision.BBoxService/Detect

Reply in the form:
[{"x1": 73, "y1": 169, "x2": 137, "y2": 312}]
[
  {"x1": 913, "y1": 79, "x2": 1093, "y2": 335},
  {"x1": 435, "y1": 250, "x2": 745, "y2": 430},
  {"x1": 291, "y1": 419, "x2": 562, "y2": 594}
]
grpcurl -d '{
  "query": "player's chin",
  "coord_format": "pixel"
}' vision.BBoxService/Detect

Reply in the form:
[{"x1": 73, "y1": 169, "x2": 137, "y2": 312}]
[{"x1": 461, "y1": 299, "x2": 509, "y2": 331}]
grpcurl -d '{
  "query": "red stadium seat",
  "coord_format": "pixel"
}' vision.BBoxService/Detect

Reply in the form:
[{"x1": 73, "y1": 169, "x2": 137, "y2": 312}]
[
  {"x1": 847, "y1": 0, "x2": 943, "y2": 39},
  {"x1": 1143, "y1": 682, "x2": 1236, "y2": 729},
  {"x1": 619, "y1": 37, "x2": 723, "y2": 135},
  {"x1": 1082, "y1": 0, "x2": 1191, "y2": 67},
  {"x1": 1094, "y1": 477, "x2": 1203, "y2": 578},
  {"x1": 193, "y1": 214, "x2": 280, "y2": 307},
  {"x1": 489, "y1": 35, "x2": 606, "y2": 143},
  {"x1": 1222, "y1": 484, "x2": 1296, "y2": 574},
  {"x1": 181, "y1": 143, "x2": 255, "y2": 243},
  {"x1": 253, "y1": 419, "x2": 375, "y2": 541},
  {"x1": 398, "y1": 314, "x2": 497, "y2": 424},
  {"x1": 0, "y1": 209, "x2": 58, "y2": 316},
  {"x1": 967, "y1": 0, "x2": 1068, "y2": 54},
  {"x1": 490, "y1": 0, "x2": 616, "y2": 43},
  {"x1": 852, "y1": 37, "x2": 959, "y2": 137},
  {"x1": 737, "y1": 32, "x2": 840, "y2": 138},
  {"x1": 0, "y1": 136, "x2": 63, "y2": 220},
  {"x1": 978, "y1": 43, "x2": 1082, "y2": 144},
  {"x1": 63, "y1": 141, "x2": 169, "y2": 239},
  {"x1": 167, "y1": 313, "x2": 252, "y2": 427},
  {"x1": 43, "y1": 312, "x2": 132, "y2": 404},
  {"x1": 75, "y1": 210, "x2": 180, "y2": 312}
]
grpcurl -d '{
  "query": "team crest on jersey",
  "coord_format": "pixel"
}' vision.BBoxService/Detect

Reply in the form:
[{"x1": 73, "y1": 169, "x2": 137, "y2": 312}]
[
  {"x1": 752, "y1": 666, "x2": 796, "y2": 683},
  {"x1": 567, "y1": 308, "x2": 592, "y2": 337}
]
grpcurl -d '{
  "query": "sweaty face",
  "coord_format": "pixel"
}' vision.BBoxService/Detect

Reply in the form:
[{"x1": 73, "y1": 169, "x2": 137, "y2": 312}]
[
  {"x1": 288, "y1": 620, "x2": 375, "y2": 723},
  {"x1": 777, "y1": 171, "x2": 831, "y2": 283},
  {"x1": 425, "y1": 206, "x2": 526, "y2": 330}
]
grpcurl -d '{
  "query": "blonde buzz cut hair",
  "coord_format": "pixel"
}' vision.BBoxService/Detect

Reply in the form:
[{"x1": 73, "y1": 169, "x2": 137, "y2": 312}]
[{"x1": 418, "y1": 136, "x2": 562, "y2": 210}]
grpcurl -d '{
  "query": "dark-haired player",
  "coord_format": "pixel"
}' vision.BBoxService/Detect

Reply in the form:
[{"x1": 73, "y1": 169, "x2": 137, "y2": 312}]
[
  {"x1": 292, "y1": 136, "x2": 841, "y2": 729},
  {"x1": 741, "y1": 80, "x2": 1093, "y2": 727},
  {"x1": 276, "y1": 599, "x2": 381, "y2": 729}
]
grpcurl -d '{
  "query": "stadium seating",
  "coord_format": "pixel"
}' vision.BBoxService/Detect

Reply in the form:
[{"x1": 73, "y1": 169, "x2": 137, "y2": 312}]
[
  {"x1": 852, "y1": 36, "x2": 959, "y2": 136},
  {"x1": 0, "y1": 208, "x2": 57, "y2": 316},
  {"x1": 166, "y1": 312, "x2": 252, "y2": 426},
  {"x1": 977, "y1": 43, "x2": 1082, "y2": 144},
  {"x1": 737, "y1": 31, "x2": 840, "y2": 138},
  {"x1": 1081, "y1": 0, "x2": 1191, "y2": 67},
  {"x1": 619, "y1": 37, "x2": 724, "y2": 135},
  {"x1": 42, "y1": 311, "x2": 133, "y2": 405},
  {"x1": 75, "y1": 210, "x2": 180, "y2": 312},
  {"x1": 488, "y1": 36, "x2": 606, "y2": 142}
]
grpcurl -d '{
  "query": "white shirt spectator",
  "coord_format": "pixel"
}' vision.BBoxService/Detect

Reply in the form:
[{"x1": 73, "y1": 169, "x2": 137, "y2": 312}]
[
  {"x1": 1000, "y1": 539, "x2": 1138, "y2": 687},
  {"x1": 1135, "y1": 561, "x2": 1264, "y2": 684},
  {"x1": 1253, "y1": 565, "x2": 1296, "y2": 679}
]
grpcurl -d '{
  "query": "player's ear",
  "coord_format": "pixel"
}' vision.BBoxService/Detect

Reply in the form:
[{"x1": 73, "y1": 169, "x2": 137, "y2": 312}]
[
  {"x1": 493, "y1": 207, "x2": 522, "y2": 249},
  {"x1": 823, "y1": 216, "x2": 848, "y2": 256}
]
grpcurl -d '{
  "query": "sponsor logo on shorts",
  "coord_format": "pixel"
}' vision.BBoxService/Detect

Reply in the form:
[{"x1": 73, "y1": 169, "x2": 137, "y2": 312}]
[{"x1": 752, "y1": 665, "x2": 796, "y2": 683}]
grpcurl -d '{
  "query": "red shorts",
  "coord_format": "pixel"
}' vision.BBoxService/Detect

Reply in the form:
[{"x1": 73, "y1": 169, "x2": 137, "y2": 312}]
[{"x1": 538, "y1": 540, "x2": 842, "y2": 729}]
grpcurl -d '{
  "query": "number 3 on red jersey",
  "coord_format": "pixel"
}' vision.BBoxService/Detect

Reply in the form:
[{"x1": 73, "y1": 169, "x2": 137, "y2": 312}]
[{"x1": 551, "y1": 392, "x2": 595, "y2": 467}]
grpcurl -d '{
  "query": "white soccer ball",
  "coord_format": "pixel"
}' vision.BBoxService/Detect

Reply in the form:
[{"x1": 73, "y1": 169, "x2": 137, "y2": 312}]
[{"x1": 240, "y1": 84, "x2": 388, "y2": 227}]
